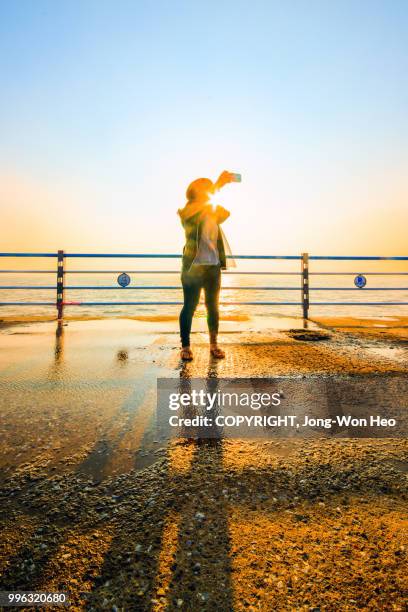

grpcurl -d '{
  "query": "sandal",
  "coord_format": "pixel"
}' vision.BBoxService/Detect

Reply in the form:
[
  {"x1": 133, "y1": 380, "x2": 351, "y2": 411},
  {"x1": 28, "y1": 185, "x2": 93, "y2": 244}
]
[
  {"x1": 210, "y1": 345, "x2": 225, "y2": 359},
  {"x1": 180, "y1": 347, "x2": 193, "y2": 361}
]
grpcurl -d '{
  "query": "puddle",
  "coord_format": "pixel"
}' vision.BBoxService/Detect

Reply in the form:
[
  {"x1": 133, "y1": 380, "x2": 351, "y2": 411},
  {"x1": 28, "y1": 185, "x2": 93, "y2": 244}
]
[{"x1": 286, "y1": 329, "x2": 331, "y2": 342}]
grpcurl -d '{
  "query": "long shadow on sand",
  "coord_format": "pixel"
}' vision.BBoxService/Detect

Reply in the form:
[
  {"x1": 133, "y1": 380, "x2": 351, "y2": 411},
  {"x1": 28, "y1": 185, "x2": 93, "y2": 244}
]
[{"x1": 82, "y1": 356, "x2": 234, "y2": 611}]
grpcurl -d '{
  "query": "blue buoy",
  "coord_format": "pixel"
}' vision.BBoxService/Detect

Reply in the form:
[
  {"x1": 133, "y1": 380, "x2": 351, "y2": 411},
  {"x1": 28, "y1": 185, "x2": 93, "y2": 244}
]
[
  {"x1": 117, "y1": 272, "x2": 131, "y2": 287},
  {"x1": 354, "y1": 274, "x2": 367, "y2": 288}
]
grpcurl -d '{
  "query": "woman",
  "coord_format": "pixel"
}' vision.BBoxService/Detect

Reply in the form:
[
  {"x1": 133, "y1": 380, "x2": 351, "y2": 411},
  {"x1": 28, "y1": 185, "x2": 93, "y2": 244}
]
[{"x1": 178, "y1": 170, "x2": 235, "y2": 361}]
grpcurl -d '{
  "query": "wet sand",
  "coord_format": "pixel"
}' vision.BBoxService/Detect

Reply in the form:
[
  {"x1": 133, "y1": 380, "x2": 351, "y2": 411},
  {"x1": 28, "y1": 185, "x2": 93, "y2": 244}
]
[
  {"x1": 312, "y1": 315, "x2": 408, "y2": 341},
  {"x1": 0, "y1": 317, "x2": 407, "y2": 610}
]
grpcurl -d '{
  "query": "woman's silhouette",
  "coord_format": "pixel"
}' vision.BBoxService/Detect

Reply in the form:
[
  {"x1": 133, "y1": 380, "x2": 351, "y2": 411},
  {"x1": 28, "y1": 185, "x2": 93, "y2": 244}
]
[{"x1": 178, "y1": 171, "x2": 235, "y2": 360}]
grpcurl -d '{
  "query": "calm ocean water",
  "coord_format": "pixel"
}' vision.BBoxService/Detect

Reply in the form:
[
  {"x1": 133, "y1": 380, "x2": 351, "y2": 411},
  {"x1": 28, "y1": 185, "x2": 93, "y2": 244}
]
[{"x1": 1, "y1": 271, "x2": 408, "y2": 321}]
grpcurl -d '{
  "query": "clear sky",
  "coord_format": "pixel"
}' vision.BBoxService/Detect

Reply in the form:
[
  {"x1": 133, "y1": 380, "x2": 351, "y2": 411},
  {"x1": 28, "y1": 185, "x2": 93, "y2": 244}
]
[{"x1": 0, "y1": 0, "x2": 407, "y2": 262}]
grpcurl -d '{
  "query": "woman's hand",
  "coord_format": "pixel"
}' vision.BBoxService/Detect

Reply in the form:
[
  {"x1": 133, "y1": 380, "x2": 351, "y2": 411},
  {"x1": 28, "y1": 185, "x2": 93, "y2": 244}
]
[{"x1": 214, "y1": 170, "x2": 233, "y2": 191}]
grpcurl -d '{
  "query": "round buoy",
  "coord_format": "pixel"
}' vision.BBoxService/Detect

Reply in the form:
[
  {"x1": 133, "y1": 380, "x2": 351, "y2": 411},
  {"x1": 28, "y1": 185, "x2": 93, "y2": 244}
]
[
  {"x1": 117, "y1": 272, "x2": 131, "y2": 287},
  {"x1": 354, "y1": 274, "x2": 367, "y2": 288}
]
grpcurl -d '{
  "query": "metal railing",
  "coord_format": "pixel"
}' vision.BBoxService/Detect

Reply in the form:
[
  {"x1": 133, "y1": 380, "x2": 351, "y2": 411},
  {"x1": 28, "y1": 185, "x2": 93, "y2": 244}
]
[{"x1": 0, "y1": 252, "x2": 407, "y2": 320}]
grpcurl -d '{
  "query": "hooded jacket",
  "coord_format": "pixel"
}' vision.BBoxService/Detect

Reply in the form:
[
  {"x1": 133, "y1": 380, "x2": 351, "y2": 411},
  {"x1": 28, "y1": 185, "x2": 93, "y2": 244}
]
[{"x1": 178, "y1": 203, "x2": 230, "y2": 271}]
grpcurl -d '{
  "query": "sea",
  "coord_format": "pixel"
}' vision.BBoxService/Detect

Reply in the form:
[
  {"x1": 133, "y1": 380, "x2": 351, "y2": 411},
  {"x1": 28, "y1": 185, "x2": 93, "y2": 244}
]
[{"x1": 1, "y1": 264, "x2": 407, "y2": 322}]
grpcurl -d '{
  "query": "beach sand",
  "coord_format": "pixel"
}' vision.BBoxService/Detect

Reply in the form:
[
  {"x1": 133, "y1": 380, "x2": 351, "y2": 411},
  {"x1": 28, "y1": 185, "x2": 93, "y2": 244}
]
[
  {"x1": 313, "y1": 315, "x2": 408, "y2": 341},
  {"x1": 0, "y1": 316, "x2": 407, "y2": 610}
]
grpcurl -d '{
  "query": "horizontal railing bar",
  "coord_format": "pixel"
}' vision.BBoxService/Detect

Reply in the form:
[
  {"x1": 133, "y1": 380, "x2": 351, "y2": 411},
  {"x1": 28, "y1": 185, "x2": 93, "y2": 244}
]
[
  {"x1": 1, "y1": 269, "x2": 408, "y2": 276},
  {"x1": 312, "y1": 302, "x2": 408, "y2": 305},
  {"x1": 310, "y1": 273, "x2": 408, "y2": 276},
  {"x1": 0, "y1": 253, "x2": 58, "y2": 258},
  {"x1": 1, "y1": 286, "x2": 408, "y2": 291},
  {"x1": 314, "y1": 288, "x2": 408, "y2": 291},
  {"x1": 1, "y1": 301, "x2": 303, "y2": 306},
  {"x1": 1, "y1": 252, "x2": 408, "y2": 261},
  {"x1": 1, "y1": 301, "x2": 408, "y2": 307},
  {"x1": 309, "y1": 256, "x2": 408, "y2": 261},
  {"x1": 63, "y1": 254, "x2": 303, "y2": 259},
  {"x1": 0, "y1": 253, "x2": 297, "y2": 260},
  {"x1": 0, "y1": 270, "x2": 303, "y2": 275}
]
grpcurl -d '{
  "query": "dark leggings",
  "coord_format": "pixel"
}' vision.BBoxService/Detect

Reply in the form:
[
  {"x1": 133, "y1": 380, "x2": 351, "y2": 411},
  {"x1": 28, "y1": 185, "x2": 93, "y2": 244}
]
[{"x1": 179, "y1": 265, "x2": 221, "y2": 347}]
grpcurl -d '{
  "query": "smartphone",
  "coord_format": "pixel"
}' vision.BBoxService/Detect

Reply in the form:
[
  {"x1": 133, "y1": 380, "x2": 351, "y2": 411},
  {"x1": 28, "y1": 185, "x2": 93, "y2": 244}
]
[{"x1": 231, "y1": 173, "x2": 242, "y2": 182}]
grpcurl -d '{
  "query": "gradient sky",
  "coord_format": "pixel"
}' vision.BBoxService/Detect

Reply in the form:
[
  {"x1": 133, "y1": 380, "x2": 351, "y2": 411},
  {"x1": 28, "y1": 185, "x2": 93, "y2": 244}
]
[{"x1": 0, "y1": 0, "x2": 407, "y2": 263}]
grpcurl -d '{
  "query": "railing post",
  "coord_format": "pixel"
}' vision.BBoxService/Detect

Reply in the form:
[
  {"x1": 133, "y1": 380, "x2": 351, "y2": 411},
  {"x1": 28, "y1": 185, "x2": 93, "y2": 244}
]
[
  {"x1": 301, "y1": 252, "x2": 309, "y2": 322},
  {"x1": 57, "y1": 250, "x2": 65, "y2": 321}
]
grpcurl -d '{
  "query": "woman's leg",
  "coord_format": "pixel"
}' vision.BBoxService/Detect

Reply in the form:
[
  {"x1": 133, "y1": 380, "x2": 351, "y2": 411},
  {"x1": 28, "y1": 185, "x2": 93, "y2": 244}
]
[
  {"x1": 203, "y1": 266, "x2": 224, "y2": 357},
  {"x1": 179, "y1": 271, "x2": 201, "y2": 351}
]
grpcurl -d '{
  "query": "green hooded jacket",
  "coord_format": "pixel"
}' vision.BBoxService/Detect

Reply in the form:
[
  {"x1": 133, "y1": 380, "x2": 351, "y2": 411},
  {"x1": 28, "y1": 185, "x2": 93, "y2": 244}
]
[{"x1": 179, "y1": 205, "x2": 230, "y2": 271}]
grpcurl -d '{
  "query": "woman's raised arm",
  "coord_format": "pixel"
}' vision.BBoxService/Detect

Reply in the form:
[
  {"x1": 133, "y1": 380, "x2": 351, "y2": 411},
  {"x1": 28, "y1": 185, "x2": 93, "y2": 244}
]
[{"x1": 213, "y1": 170, "x2": 234, "y2": 192}]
